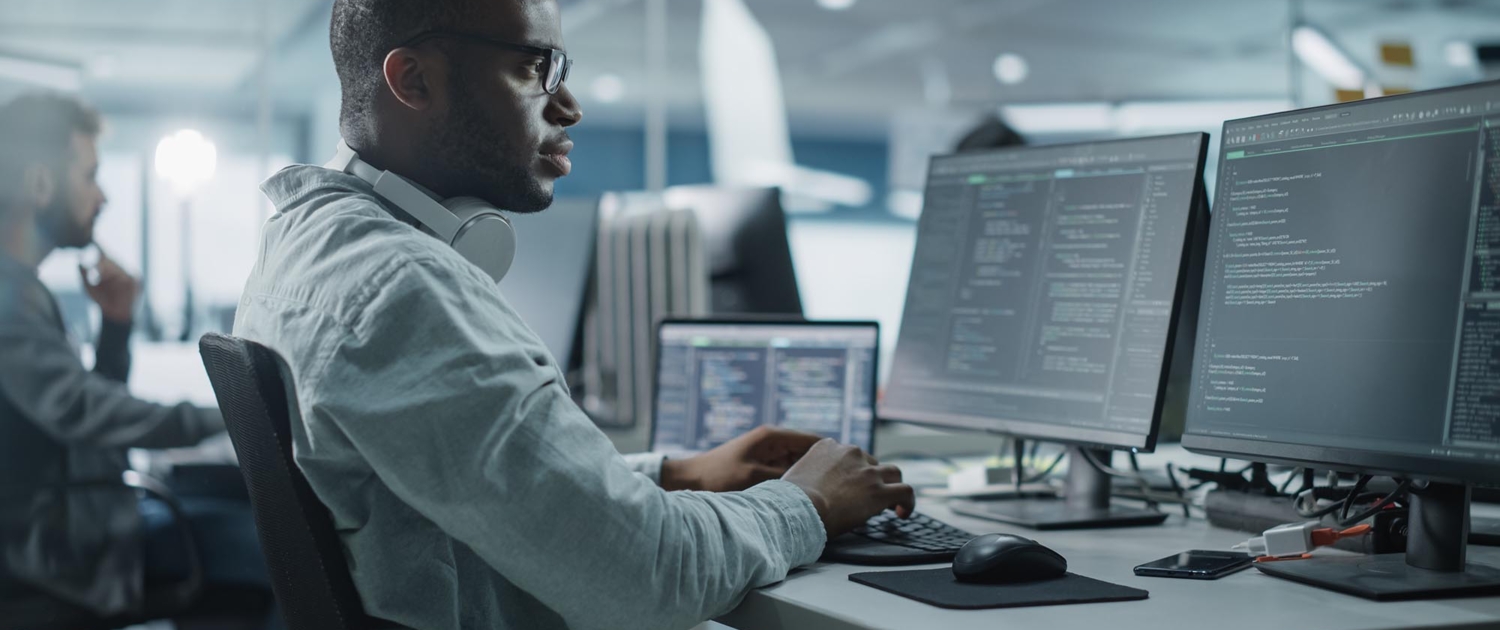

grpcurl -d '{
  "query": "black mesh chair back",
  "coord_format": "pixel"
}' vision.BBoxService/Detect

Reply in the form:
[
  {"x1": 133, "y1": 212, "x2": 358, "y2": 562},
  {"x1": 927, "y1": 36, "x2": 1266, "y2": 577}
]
[{"x1": 199, "y1": 333, "x2": 383, "y2": 630}]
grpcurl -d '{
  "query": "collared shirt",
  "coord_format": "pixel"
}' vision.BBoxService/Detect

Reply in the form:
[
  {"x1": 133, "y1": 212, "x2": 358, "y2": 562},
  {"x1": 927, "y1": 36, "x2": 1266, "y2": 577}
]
[
  {"x1": 0, "y1": 253, "x2": 223, "y2": 615},
  {"x1": 235, "y1": 165, "x2": 825, "y2": 630}
]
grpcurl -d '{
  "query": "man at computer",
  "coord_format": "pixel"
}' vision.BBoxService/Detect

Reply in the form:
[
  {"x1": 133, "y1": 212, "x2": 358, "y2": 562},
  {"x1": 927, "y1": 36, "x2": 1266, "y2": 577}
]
[
  {"x1": 0, "y1": 94, "x2": 273, "y2": 623},
  {"x1": 233, "y1": 0, "x2": 914, "y2": 628}
]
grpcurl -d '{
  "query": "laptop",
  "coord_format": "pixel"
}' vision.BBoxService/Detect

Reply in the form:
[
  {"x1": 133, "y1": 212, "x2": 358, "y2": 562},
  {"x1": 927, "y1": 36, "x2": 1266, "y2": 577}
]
[
  {"x1": 649, "y1": 317, "x2": 977, "y2": 565},
  {"x1": 650, "y1": 318, "x2": 879, "y2": 458}
]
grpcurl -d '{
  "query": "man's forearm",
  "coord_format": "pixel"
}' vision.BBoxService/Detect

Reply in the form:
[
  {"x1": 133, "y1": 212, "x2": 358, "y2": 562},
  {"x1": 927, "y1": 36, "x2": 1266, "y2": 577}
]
[{"x1": 92, "y1": 317, "x2": 133, "y2": 383}]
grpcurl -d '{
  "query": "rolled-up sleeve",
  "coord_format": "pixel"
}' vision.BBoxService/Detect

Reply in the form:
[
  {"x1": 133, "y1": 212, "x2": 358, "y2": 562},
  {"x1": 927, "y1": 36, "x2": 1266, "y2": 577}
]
[{"x1": 309, "y1": 258, "x2": 825, "y2": 630}]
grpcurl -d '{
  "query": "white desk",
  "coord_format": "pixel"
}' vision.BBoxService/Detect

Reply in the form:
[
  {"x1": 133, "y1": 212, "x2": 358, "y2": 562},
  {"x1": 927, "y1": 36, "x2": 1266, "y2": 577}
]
[{"x1": 718, "y1": 501, "x2": 1500, "y2": 630}]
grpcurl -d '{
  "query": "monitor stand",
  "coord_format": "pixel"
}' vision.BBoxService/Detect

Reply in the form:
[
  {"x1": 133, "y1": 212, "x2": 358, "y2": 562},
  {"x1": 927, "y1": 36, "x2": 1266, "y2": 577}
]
[
  {"x1": 949, "y1": 447, "x2": 1169, "y2": 530},
  {"x1": 1256, "y1": 482, "x2": 1500, "y2": 601}
]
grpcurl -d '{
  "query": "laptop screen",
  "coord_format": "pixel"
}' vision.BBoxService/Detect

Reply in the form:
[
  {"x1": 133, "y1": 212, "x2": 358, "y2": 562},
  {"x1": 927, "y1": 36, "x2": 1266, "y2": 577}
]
[{"x1": 651, "y1": 320, "x2": 879, "y2": 457}]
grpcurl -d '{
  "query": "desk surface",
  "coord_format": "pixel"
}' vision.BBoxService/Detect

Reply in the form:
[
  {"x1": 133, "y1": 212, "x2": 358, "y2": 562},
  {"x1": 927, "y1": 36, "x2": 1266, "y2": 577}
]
[{"x1": 718, "y1": 502, "x2": 1500, "y2": 630}]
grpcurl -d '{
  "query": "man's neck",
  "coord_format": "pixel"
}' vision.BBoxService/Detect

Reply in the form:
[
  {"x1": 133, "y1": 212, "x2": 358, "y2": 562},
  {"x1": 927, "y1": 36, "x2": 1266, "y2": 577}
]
[
  {"x1": 0, "y1": 213, "x2": 54, "y2": 270},
  {"x1": 351, "y1": 137, "x2": 453, "y2": 199}
]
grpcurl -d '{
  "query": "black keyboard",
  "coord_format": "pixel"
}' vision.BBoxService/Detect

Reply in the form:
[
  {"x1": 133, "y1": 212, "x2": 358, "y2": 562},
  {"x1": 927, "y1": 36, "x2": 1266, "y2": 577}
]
[{"x1": 821, "y1": 510, "x2": 977, "y2": 565}]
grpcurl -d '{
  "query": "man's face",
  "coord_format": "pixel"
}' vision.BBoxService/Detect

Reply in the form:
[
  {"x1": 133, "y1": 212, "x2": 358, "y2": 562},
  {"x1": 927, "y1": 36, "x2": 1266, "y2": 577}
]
[
  {"x1": 39, "y1": 133, "x2": 106, "y2": 248},
  {"x1": 427, "y1": 0, "x2": 582, "y2": 213}
]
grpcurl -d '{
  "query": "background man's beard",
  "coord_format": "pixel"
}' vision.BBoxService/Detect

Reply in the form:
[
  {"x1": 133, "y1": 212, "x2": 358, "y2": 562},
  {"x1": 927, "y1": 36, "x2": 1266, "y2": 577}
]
[{"x1": 41, "y1": 194, "x2": 92, "y2": 248}]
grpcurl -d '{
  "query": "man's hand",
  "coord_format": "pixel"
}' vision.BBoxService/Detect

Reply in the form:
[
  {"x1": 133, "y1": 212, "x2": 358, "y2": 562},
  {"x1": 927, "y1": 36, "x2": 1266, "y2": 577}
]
[
  {"x1": 782, "y1": 439, "x2": 915, "y2": 539},
  {"x1": 660, "y1": 426, "x2": 822, "y2": 493},
  {"x1": 80, "y1": 249, "x2": 139, "y2": 324}
]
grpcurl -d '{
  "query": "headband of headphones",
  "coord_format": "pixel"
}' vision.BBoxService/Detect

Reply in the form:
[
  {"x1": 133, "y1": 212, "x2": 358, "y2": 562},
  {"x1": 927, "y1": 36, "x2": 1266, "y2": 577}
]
[{"x1": 325, "y1": 141, "x2": 516, "y2": 283}]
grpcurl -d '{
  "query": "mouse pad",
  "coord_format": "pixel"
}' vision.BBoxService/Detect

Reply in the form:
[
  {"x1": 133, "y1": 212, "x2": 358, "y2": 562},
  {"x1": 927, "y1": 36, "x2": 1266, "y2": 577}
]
[{"x1": 848, "y1": 569, "x2": 1148, "y2": 610}]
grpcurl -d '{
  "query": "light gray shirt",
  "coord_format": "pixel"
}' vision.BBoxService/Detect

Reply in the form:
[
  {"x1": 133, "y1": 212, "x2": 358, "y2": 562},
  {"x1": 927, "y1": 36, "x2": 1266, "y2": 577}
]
[
  {"x1": 234, "y1": 165, "x2": 825, "y2": 630},
  {"x1": 0, "y1": 253, "x2": 222, "y2": 616}
]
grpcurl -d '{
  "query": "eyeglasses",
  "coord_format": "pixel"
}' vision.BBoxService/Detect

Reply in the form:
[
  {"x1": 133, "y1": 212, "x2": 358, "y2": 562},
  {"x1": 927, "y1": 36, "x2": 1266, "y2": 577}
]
[{"x1": 397, "y1": 30, "x2": 574, "y2": 95}]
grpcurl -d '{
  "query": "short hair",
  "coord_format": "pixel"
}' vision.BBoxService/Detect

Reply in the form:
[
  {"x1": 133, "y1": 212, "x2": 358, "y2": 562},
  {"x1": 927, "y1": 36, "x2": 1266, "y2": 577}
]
[
  {"x1": 0, "y1": 92, "x2": 101, "y2": 206},
  {"x1": 954, "y1": 115, "x2": 1026, "y2": 153},
  {"x1": 330, "y1": 0, "x2": 485, "y2": 143}
]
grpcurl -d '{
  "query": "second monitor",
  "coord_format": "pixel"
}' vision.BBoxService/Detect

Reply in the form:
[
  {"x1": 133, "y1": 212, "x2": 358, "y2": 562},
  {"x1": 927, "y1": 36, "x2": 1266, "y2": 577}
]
[{"x1": 880, "y1": 132, "x2": 1210, "y2": 529}]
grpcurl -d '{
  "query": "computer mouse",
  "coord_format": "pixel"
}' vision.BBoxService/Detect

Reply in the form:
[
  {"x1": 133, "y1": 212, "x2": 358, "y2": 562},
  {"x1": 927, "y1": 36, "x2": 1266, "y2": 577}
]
[{"x1": 951, "y1": 533, "x2": 1068, "y2": 583}]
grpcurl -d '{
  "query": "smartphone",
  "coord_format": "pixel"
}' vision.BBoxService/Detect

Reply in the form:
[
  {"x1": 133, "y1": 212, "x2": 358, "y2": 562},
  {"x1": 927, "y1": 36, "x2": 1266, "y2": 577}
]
[{"x1": 1134, "y1": 550, "x2": 1252, "y2": 579}]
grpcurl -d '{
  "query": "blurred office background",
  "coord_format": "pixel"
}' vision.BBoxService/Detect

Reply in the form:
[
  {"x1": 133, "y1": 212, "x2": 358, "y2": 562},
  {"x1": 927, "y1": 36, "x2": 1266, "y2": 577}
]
[{"x1": 2, "y1": 0, "x2": 1497, "y2": 417}]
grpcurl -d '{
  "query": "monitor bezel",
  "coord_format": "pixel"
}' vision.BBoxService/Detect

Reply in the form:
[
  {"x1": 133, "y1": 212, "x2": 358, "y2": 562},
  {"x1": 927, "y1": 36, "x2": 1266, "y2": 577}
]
[
  {"x1": 877, "y1": 131, "x2": 1212, "y2": 454},
  {"x1": 1183, "y1": 79, "x2": 1500, "y2": 487},
  {"x1": 649, "y1": 316, "x2": 882, "y2": 454}
]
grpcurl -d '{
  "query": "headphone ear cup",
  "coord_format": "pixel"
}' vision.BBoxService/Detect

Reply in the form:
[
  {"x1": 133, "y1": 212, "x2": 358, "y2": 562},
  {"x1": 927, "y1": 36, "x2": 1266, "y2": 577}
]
[{"x1": 444, "y1": 197, "x2": 516, "y2": 283}]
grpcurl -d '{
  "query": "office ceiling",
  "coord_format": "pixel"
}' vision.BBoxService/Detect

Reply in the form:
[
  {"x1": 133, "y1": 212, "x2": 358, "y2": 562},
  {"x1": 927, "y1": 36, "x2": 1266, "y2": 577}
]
[{"x1": 0, "y1": 0, "x2": 1497, "y2": 138}]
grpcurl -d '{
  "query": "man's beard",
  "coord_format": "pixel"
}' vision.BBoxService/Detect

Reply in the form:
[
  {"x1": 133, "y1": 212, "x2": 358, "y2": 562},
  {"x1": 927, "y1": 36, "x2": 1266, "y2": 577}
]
[
  {"x1": 430, "y1": 83, "x2": 553, "y2": 213},
  {"x1": 40, "y1": 188, "x2": 92, "y2": 249}
]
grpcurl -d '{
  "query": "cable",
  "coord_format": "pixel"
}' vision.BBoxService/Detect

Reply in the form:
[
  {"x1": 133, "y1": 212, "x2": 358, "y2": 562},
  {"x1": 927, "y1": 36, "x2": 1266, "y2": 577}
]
[
  {"x1": 1022, "y1": 449, "x2": 1066, "y2": 484},
  {"x1": 1337, "y1": 479, "x2": 1410, "y2": 528},
  {"x1": 1165, "y1": 462, "x2": 1192, "y2": 518},
  {"x1": 1339, "y1": 475, "x2": 1373, "y2": 523},
  {"x1": 1012, "y1": 439, "x2": 1026, "y2": 495},
  {"x1": 1278, "y1": 467, "x2": 1303, "y2": 496}
]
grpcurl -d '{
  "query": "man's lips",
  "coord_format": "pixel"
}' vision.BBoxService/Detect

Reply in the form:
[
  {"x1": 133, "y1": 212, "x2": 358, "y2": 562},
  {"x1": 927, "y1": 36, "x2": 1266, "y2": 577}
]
[{"x1": 540, "y1": 140, "x2": 573, "y2": 177}]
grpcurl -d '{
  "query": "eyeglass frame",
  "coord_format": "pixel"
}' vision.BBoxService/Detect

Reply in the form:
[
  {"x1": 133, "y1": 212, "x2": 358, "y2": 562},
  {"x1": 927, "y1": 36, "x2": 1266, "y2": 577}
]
[{"x1": 395, "y1": 30, "x2": 574, "y2": 95}]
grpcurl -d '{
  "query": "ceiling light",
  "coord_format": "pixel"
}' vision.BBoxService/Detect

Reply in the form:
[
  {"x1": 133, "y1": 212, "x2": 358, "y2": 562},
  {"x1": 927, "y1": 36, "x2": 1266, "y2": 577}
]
[
  {"x1": 155, "y1": 130, "x2": 217, "y2": 194},
  {"x1": 0, "y1": 54, "x2": 82, "y2": 91},
  {"x1": 1446, "y1": 41, "x2": 1477, "y2": 68},
  {"x1": 1292, "y1": 25, "x2": 1366, "y2": 91},
  {"x1": 817, "y1": 0, "x2": 857, "y2": 10},
  {"x1": 1002, "y1": 103, "x2": 1114, "y2": 134},
  {"x1": 887, "y1": 189, "x2": 924, "y2": 220},
  {"x1": 86, "y1": 55, "x2": 117, "y2": 79},
  {"x1": 992, "y1": 53, "x2": 1028, "y2": 85},
  {"x1": 590, "y1": 73, "x2": 625, "y2": 103}
]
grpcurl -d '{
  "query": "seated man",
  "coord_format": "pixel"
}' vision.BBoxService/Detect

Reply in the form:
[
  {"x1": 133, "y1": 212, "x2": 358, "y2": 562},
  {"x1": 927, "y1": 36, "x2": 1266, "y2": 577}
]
[
  {"x1": 233, "y1": 0, "x2": 914, "y2": 628},
  {"x1": 0, "y1": 93, "x2": 271, "y2": 626}
]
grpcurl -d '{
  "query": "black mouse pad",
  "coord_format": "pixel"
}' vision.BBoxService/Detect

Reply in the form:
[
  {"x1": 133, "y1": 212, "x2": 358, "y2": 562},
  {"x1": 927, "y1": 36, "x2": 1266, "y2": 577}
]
[{"x1": 848, "y1": 568, "x2": 1148, "y2": 610}]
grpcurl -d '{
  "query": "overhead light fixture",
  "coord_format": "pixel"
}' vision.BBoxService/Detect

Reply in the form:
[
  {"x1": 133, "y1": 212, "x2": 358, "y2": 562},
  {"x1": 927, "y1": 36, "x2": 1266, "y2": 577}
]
[
  {"x1": 155, "y1": 130, "x2": 218, "y2": 194},
  {"x1": 817, "y1": 0, "x2": 857, "y2": 10},
  {"x1": 992, "y1": 53, "x2": 1028, "y2": 85},
  {"x1": 1002, "y1": 103, "x2": 1114, "y2": 134},
  {"x1": 1446, "y1": 41, "x2": 1478, "y2": 68},
  {"x1": 0, "y1": 53, "x2": 82, "y2": 91},
  {"x1": 886, "y1": 189, "x2": 924, "y2": 220},
  {"x1": 86, "y1": 55, "x2": 117, "y2": 79},
  {"x1": 1116, "y1": 100, "x2": 1291, "y2": 133},
  {"x1": 590, "y1": 73, "x2": 625, "y2": 103},
  {"x1": 1292, "y1": 25, "x2": 1366, "y2": 91}
]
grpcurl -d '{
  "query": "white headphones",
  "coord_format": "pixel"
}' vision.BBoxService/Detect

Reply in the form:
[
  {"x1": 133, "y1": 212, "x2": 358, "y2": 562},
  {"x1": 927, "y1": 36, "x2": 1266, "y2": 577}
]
[{"x1": 325, "y1": 140, "x2": 516, "y2": 283}]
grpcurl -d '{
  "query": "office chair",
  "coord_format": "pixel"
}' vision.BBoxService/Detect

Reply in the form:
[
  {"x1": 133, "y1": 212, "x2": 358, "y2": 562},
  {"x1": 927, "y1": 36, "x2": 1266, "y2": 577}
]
[{"x1": 199, "y1": 333, "x2": 392, "y2": 630}]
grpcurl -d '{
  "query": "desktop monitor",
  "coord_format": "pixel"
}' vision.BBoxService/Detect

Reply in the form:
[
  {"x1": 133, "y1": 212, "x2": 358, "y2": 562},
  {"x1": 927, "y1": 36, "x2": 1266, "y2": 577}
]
[
  {"x1": 651, "y1": 319, "x2": 878, "y2": 458},
  {"x1": 1183, "y1": 81, "x2": 1500, "y2": 600},
  {"x1": 661, "y1": 186, "x2": 804, "y2": 316},
  {"x1": 880, "y1": 132, "x2": 1210, "y2": 529},
  {"x1": 500, "y1": 196, "x2": 599, "y2": 373}
]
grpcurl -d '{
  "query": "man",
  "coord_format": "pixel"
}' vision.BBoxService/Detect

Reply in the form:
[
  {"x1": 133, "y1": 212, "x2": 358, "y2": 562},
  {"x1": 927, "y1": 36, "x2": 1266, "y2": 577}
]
[
  {"x1": 234, "y1": 0, "x2": 914, "y2": 628},
  {"x1": 0, "y1": 93, "x2": 265, "y2": 623}
]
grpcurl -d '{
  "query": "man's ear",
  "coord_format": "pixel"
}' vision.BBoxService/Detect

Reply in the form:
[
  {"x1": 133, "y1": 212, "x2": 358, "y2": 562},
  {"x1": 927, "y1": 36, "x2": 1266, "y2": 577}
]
[
  {"x1": 382, "y1": 46, "x2": 442, "y2": 112},
  {"x1": 20, "y1": 164, "x2": 56, "y2": 209}
]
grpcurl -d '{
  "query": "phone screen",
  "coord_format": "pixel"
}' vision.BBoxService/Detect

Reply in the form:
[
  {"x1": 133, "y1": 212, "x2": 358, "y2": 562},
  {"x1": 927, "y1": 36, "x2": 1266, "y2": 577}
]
[{"x1": 1135, "y1": 550, "x2": 1252, "y2": 578}]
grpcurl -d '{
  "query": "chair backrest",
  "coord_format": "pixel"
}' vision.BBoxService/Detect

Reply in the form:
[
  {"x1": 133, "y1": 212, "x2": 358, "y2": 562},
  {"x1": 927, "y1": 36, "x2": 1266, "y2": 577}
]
[{"x1": 198, "y1": 333, "x2": 375, "y2": 630}]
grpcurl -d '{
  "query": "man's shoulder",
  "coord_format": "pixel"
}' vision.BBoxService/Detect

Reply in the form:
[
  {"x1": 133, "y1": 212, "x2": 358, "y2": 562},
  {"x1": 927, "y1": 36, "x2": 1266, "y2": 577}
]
[
  {"x1": 241, "y1": 171, "x2": 489, "y2": 336},
  {"x1": 0, "y1": 261, "x2": 57, "y2": 329}
]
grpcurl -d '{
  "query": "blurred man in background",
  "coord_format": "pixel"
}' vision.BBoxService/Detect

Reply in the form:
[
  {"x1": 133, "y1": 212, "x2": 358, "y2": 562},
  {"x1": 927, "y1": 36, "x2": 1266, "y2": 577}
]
[{"x1": 0, "y1": 92, "x2": 271, "y2": 627}]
